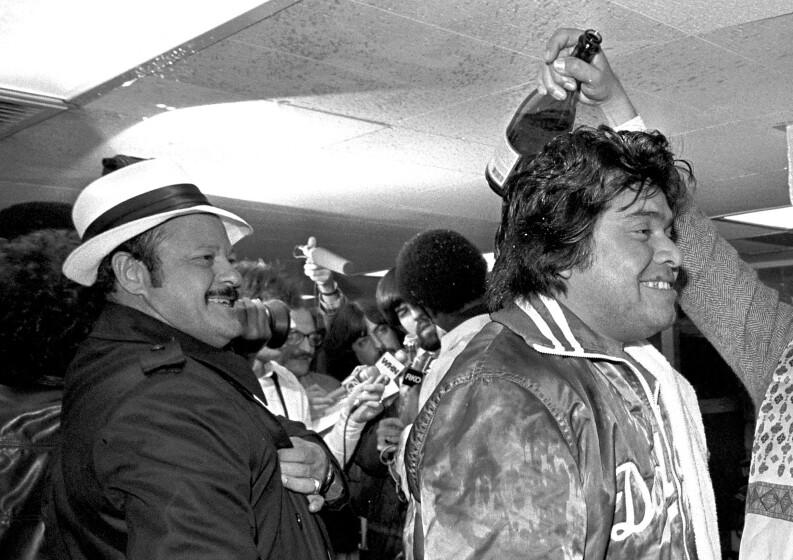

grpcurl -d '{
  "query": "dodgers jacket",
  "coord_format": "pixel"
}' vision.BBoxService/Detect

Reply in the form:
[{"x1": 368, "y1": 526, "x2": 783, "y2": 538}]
[
  {"x1": 47, "y1": 303, "x2": 343, "y2": 560},
  {"x1": 405, "y1": 297, "x2": 717, "y2": 560}
]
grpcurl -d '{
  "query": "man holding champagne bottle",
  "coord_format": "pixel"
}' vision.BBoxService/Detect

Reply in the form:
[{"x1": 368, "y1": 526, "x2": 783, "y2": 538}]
[
  {"x1": 543, "y1": 25, "x2": 793, "y2": 560},
  {"x1": 404, "y1": 28, "x2": 722, "y2": 560}
]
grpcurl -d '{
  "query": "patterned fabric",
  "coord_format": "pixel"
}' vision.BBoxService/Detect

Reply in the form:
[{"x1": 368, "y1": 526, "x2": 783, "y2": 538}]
[
  {"x1": 750, "y1": 344, "x2": 793, "y2": 486},
  {"x1": 675, "y1": 200, "x2": 793, "y2": 559},
  {"x1": 745, "y1": 482, "x2": 793, "y2": 521},
  {"x1": 398, "y1": 314, "x2": 489, "y2": 560},
  {"x1": 405, "y1": 297, "x2": 718, "y2": 560}
]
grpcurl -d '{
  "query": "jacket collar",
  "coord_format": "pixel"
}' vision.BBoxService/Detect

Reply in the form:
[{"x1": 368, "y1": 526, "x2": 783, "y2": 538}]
[
  {"x1": 90, "y1": 302, "x2": 264, "y2": 399},
  {"x1": 492, "y1": 295, "x2": 626, "y2": 359}
]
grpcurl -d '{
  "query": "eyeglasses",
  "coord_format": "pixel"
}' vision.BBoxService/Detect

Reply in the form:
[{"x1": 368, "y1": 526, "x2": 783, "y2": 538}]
[{"x1": 286, "y1": 329, "x2": 324, "y2": 348}]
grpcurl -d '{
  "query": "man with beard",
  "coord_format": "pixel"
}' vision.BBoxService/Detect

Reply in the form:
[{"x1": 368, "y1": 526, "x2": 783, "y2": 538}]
[
  {"x1": 391, "y1": 229, "x2": 491, "y2": 560},
  {"x1": 395, "y1": 229, "x2": 490, "y2": 410},
  {"x1": 47, "y1": 158, "x2": 346, "y2": 560}
]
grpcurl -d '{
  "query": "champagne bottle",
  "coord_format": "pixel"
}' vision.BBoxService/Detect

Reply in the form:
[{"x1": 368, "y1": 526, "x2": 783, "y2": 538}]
[{"x1": 485, "y1": 29, "x2": 602, "y2": 197}]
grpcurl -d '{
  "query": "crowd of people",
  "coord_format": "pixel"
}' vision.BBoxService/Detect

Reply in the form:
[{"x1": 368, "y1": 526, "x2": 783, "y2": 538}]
[{"x1": 1, "y1": 25, "x2": 792, "y2": 560}]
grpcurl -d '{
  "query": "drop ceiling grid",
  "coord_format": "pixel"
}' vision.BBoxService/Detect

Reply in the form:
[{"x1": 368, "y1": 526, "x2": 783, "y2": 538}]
[
  {"x1": 320, "y1": 124, "x2": 492, "y2": 175},
  {"x1": 609, "y1": 0, "x2": 792, "y2": 34},
  {"x1": 700, "y1": 13, "x2": 793, "y2": 76},
  {"x1": 613, "y1": 35, "x2": 780, "y2": 118},
  {"x1": 351, "y1": 0, "x2": 687, "y2": 56},
  {"x1": 230, "y1": 0, "x2": 538, "y2": 88}
]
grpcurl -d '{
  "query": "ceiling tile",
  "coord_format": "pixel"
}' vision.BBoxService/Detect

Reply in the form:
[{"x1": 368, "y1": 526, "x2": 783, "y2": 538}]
[
  {"x1": 670, "y1": 118, "x2": 788, "y2": 179},
  {"x1": 354, "y1": 0, "x2": 686, "y2": 56},
  {"x1": 231, "y1": 0, "x2": 535, "y2": 88},
  {"x1": 395, "y1": 178, "x2": 502, "y2": 222},
  {"x1": 696, "y1": 169, "x2": 790, "y2": 216},
  {"x1": 398, "y1": 87, "x2": 527, "y2": 146},
  {"x1": 165, "y1": 39, "x2": 394, "y2": 100},
  {"x1": 321, "y1": 126, "x2": 492, "y2": 175},
  {"x1": 614, "y1": 35, "x2": 793, "y2": 122},
  {"x1": 701, "y1": 13, "x2": 793, "y2": 77},
  {"x1": 611, "y1": 0, "x2": 792, "y2": 34}
]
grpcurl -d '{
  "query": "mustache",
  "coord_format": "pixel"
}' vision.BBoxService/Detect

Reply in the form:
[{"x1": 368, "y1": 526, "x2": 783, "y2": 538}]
[{"x1": 205, "y1": 286, "x2": 239, "y2": 302}]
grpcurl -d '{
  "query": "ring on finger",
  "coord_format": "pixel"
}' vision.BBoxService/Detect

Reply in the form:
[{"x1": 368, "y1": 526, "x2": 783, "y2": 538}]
[{"x1": 312, "y1": 478, "x2": 321, "y2": 494}]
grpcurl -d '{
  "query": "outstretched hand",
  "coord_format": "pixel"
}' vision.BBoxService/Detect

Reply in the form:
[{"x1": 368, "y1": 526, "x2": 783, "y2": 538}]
[{"x1": 302, "y1": 236, "x2": 336, "y2": 293}]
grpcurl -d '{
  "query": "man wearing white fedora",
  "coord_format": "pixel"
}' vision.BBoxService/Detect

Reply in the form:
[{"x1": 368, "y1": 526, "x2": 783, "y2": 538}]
[{"x1": 46, "y1": 158, "x2": 345, "y2": 559}]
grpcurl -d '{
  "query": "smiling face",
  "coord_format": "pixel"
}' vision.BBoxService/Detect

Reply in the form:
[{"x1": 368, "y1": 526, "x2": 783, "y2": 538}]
[
  {"x1": 559, "y1": 188, "x2": 681, "y2": 344},
  {"x1": 135, "y1": 213, "x2": 244, "y2": 347}
]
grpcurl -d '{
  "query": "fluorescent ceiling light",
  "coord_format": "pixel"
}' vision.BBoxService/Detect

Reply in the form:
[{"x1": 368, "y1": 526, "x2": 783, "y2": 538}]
[
  {"x1": 109, "y1": 100, "x2": 454, "y2": 207},
  {"x1": 718, "y1": 207, "x2": 793, "y2": 230},
  {"x1": 0, "y1": 0, "x2": 292, "y2": 100}
]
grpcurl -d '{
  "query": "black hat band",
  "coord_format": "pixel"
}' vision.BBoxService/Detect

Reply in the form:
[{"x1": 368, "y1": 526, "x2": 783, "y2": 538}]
[{"x1": 82, "y1": 183, "x2": 211, "y2": 241}]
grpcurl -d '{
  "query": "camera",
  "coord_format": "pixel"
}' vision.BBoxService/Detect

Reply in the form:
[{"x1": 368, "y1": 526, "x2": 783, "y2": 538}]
[{"x1": 260, "y1": 299, "x2": 291, "y2": 349}]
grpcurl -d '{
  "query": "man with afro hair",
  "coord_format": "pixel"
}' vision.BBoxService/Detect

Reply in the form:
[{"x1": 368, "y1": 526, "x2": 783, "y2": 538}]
[
  {"x1": 393, "y1": 229, "x2": 491, "y2": 560},
  {"x1": 394, "y1": 228, "x2": 490, "y2": 409}
]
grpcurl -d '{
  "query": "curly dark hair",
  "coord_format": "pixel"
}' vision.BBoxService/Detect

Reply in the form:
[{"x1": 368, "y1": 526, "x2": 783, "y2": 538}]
[
  {"x1": 0, "y1": 229, "x2": 104, "y2": 386},
  {"x1": 395, "y1": 229, "x2": 487, "y2": 315},
  {"x1": 488, "y1": 125, "x2": 693, "y2": 310}
]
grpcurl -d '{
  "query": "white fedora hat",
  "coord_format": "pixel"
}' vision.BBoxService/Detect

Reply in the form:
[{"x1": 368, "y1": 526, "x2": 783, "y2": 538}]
[{"x1": 63, "y1": 158, "x2": 252, "y2": 286}]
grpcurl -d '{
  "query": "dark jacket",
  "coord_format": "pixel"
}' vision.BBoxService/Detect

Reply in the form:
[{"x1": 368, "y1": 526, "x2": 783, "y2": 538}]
[
  {"x1": 347, "y1": 400, "x2": 406, "y2": 560},
  {"x1": 405, "y1": 297, "x2": 715, "y2": 559},
  {"x1": 47, "y1": 303, "x2": 343, "y2": 560},
  {"x1": 0, "y1": 384, "x2": 61, "y2": 560}
]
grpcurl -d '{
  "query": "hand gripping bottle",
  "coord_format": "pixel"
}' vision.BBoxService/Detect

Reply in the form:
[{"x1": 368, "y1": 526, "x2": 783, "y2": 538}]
[{"x1": 485, "y1": 29, "x2": 602, "y2": 197}]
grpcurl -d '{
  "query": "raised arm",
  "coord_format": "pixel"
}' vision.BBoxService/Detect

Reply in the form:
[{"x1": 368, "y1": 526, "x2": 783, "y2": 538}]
[
  {"x1": 542, "y1": 26, "x2": 793, "y2": 406},
  {"x1": 676, "y1": 202, "x2": 793, "y2": 406}
]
